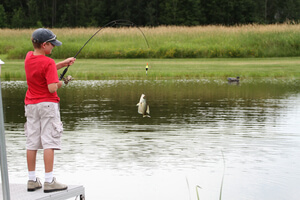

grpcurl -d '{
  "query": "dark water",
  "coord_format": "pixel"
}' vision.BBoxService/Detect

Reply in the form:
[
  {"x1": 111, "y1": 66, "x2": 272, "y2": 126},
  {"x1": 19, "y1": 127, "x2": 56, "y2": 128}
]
[{"x1": 1, "y1": 79, "x2": 300, "y2": 200}]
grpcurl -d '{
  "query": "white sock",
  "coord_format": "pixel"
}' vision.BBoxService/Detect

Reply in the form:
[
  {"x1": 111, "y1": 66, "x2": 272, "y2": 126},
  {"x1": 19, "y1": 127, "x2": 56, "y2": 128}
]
[
  {"x1": 28, "y1": 171, "x2": 36, "y2": 181},
  {"x1": 45, "y1": 171, "x2": 53, "y2": 183}
]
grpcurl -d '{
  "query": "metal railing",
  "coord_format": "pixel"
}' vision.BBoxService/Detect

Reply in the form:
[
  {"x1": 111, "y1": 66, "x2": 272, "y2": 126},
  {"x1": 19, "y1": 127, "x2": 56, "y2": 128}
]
[{"x1": 0, "y1": 60, "x2": 10, "y2": 200}]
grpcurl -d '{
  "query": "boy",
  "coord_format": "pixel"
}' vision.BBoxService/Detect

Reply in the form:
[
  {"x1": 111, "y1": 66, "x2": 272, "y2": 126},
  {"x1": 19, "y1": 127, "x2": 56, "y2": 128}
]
[{"x1": 24, "y1": 28, "x2": 76, "y2": 193}]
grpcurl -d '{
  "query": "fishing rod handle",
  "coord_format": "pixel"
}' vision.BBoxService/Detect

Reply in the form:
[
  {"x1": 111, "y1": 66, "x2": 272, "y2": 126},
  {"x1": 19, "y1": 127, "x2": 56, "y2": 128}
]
[{"x1": 59, "y1": 66, "x2": 69, "y2": 80}]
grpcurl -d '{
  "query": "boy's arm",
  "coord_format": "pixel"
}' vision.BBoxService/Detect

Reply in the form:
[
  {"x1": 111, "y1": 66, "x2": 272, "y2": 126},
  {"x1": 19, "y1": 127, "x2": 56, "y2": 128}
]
[
  {"x1": 48, "y1": 81, "x2": 63, "y2": 93},
  {"x1": 56, "y1": 57, "x2": 76, "y2": 70}
]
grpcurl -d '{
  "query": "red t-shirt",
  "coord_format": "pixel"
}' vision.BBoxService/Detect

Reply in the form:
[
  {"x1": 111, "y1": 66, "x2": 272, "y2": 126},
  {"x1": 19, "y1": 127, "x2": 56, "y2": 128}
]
[{"x1": 24, "y1": 51, "x2": 60, "y2": 104}]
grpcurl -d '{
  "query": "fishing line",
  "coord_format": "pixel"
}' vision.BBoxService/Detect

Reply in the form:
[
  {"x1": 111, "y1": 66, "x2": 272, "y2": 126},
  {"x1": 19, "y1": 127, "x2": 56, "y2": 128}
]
[{"x1": 59, "y1": 19, "x2": 150, "y2": 80}]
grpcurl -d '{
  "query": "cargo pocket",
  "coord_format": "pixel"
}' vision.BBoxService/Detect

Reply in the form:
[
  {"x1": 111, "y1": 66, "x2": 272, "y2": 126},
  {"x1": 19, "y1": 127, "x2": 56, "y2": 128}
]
[{"x1": 51, "y1": 121, "x2": 63, "y2": 138}]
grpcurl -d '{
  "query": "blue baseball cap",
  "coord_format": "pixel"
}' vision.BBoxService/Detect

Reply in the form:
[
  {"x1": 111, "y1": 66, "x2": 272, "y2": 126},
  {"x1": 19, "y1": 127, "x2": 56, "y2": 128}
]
[{"x1": 32, "y1": 28, "x2": 62, "y2": 46}]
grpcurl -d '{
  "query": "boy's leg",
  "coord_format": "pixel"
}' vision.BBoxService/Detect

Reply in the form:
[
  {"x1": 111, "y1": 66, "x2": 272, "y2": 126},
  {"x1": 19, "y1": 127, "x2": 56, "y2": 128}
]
[
  {"x1": 27, "y1": 149, "x2": 42, "y2": 191},
  {"x1": 25, "y1": 104, "x2": 43, "y2": 191},
  {"x1": 27, "y1": 150, "x2": 37, "y2": 171},
  {"x1": 27, "y1": 149, "x2": 37, "y2": 180},
  {"x1": 25, "y1": 104, "x2": 41, "y2": 174},
  {"x1": 44, "y1": 149, "x2": 54, "y2": 183},
  {"x1": 40, "y1": 102, "x2": 62, "y2": 183},
  {"x1": 44, "y1": 149, "x2": 54, "y2": 173},
  {"x1": 43, "y1": 148, "x2": 68, "y2": 193},
  {"x1": 39, "y1": 102, "x2": 67, "y2": 192}
]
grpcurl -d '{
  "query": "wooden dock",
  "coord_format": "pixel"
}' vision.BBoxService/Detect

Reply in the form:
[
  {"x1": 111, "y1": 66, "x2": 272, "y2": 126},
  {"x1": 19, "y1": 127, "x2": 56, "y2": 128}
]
[{"x1": 0, "y1": 184, "x2": 85, "y2": 200}]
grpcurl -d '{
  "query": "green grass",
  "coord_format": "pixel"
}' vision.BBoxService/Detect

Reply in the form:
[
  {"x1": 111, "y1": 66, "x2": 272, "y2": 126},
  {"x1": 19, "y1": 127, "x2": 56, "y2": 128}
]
[
  {"x1": 1, "y1": 57, "x2": 300, "y2": 80},
  {"x1": 1, "y1": 25, "x2": 300, "y2": 59}
]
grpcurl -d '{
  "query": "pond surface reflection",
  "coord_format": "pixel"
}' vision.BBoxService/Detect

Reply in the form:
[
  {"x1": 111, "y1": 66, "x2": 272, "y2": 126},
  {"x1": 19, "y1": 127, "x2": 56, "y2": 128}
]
[{"x1": 2, "y1": 79, "x2": 300, "y2": 200}]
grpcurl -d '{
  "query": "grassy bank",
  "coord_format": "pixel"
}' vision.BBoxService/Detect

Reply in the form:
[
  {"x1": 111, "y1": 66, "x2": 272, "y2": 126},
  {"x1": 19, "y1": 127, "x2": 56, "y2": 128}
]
[
  {"x1": 1, "y1": 57, "x2": 300, "y2": 80},
  {"x1": 1, "y1": 24, "x2": 300, "y2": 59}
]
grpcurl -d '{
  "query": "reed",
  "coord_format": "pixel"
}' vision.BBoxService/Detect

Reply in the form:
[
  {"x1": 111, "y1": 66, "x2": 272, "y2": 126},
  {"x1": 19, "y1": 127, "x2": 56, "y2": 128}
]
[
  {"x1": 1, "y1": 24, "x2": 300, "y2": 59},
  {"x1": 186, "y1": 152, "x2": 225, "y2": 200}
]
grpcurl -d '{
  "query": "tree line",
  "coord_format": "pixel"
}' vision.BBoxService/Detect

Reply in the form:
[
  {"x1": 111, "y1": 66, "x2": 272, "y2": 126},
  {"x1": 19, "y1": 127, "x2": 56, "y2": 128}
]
[{"x1": 0, "y1": 0, "x2": 300, "y2": 28}]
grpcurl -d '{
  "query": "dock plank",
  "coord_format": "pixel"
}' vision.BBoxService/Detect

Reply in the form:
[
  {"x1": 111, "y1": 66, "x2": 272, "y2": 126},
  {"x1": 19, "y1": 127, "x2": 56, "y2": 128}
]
[{"x1": 0, "y1": 184, "x2": 85, "y2": 200}]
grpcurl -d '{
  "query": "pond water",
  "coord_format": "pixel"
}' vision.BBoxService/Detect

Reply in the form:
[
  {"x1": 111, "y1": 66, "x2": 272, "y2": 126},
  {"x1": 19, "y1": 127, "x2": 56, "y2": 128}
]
[{"x1": 1, "y1": 79, "x2": 300, "y2": 200}]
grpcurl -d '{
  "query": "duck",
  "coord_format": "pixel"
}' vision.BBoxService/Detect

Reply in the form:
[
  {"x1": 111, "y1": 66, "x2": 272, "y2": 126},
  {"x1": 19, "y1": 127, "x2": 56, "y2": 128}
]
[{"x1": 227, "y1": 76, "x2": 240, "y2": 82}]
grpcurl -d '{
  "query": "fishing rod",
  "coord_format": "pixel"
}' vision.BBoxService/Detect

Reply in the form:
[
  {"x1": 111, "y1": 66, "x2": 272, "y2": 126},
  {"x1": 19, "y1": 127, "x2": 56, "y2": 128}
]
[{"x1": 59, "y1": 19, "x2": 150, "y2": 80}]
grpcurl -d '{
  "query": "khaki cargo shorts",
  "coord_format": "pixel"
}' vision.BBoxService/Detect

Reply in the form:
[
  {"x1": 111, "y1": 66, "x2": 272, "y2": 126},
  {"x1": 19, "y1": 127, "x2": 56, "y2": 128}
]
[{"x1": 24, "y1": 102, "x2": 63, "y2": 150}]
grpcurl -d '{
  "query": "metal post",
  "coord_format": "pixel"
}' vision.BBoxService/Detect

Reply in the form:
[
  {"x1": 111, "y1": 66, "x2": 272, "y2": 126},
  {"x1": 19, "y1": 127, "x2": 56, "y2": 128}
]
[{"x1": 0, "y1": 60, "x2": 11, "y2": 200}]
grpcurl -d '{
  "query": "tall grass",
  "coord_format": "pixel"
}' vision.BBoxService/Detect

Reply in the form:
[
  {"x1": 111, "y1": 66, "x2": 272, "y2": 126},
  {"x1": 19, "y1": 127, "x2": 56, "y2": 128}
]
[{"x1": 1, "y1": 24, "x2": 300, "y2": 59}]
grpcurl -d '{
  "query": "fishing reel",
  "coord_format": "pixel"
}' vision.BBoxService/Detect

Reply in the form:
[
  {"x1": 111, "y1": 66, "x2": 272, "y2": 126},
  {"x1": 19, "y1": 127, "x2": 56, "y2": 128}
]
[{"x1": 62, "y1": 75, "x2": 74, "y2": 85}]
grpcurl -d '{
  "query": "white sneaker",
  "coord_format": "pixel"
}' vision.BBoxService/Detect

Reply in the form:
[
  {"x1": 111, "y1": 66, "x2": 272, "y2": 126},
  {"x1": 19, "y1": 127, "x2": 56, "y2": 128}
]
[
  {"x1": 27, "y1": 177, "x2": 42, "y2": 192},
  {"x1": 44, "y1": 177, "x2": 68, "y2": 193}
]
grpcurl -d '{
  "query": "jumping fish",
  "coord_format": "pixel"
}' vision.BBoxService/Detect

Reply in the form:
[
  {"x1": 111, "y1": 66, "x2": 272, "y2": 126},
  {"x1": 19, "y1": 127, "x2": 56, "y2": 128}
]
[{"x1": 136, "y1": 94, "x2": 150, "y2": 118}]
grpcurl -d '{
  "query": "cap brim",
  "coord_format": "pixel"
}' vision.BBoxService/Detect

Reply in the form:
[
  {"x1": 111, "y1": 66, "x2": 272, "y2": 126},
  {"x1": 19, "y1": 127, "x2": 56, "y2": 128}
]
[
  {"x1": 0, "y1": 59, "x2": 4, "y2": 64},
  {"x1": 50, "y1": 40, "x2": 62, "y2": 46}
]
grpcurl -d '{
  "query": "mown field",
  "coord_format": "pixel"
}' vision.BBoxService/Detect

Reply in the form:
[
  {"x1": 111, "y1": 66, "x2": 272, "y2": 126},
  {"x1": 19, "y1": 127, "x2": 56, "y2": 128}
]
[
  {"x1": 1, "y1": 57, "x2": 300, "y2": 80},
  {"x1": 1, "y1": 24, "x2": 300, "y2": 80},
  {"x1": 1, "y1": 24, "x2": 300, "y2": 59}
]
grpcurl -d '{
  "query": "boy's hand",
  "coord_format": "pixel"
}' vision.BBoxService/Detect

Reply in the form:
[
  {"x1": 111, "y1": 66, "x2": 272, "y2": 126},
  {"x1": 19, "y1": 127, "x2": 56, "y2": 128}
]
[
  {"x1": 56, "y1": 57, "x2": 76, "y2": 70},
  {"x1": 63, "y1": 57, "x2": 76, "y2": 67}
]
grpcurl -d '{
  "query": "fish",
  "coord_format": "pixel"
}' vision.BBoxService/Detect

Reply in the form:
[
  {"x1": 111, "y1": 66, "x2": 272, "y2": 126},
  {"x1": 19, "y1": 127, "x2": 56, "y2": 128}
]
[{"x1": 136, "y1": 94, "x2": 150, "y2": 118}]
